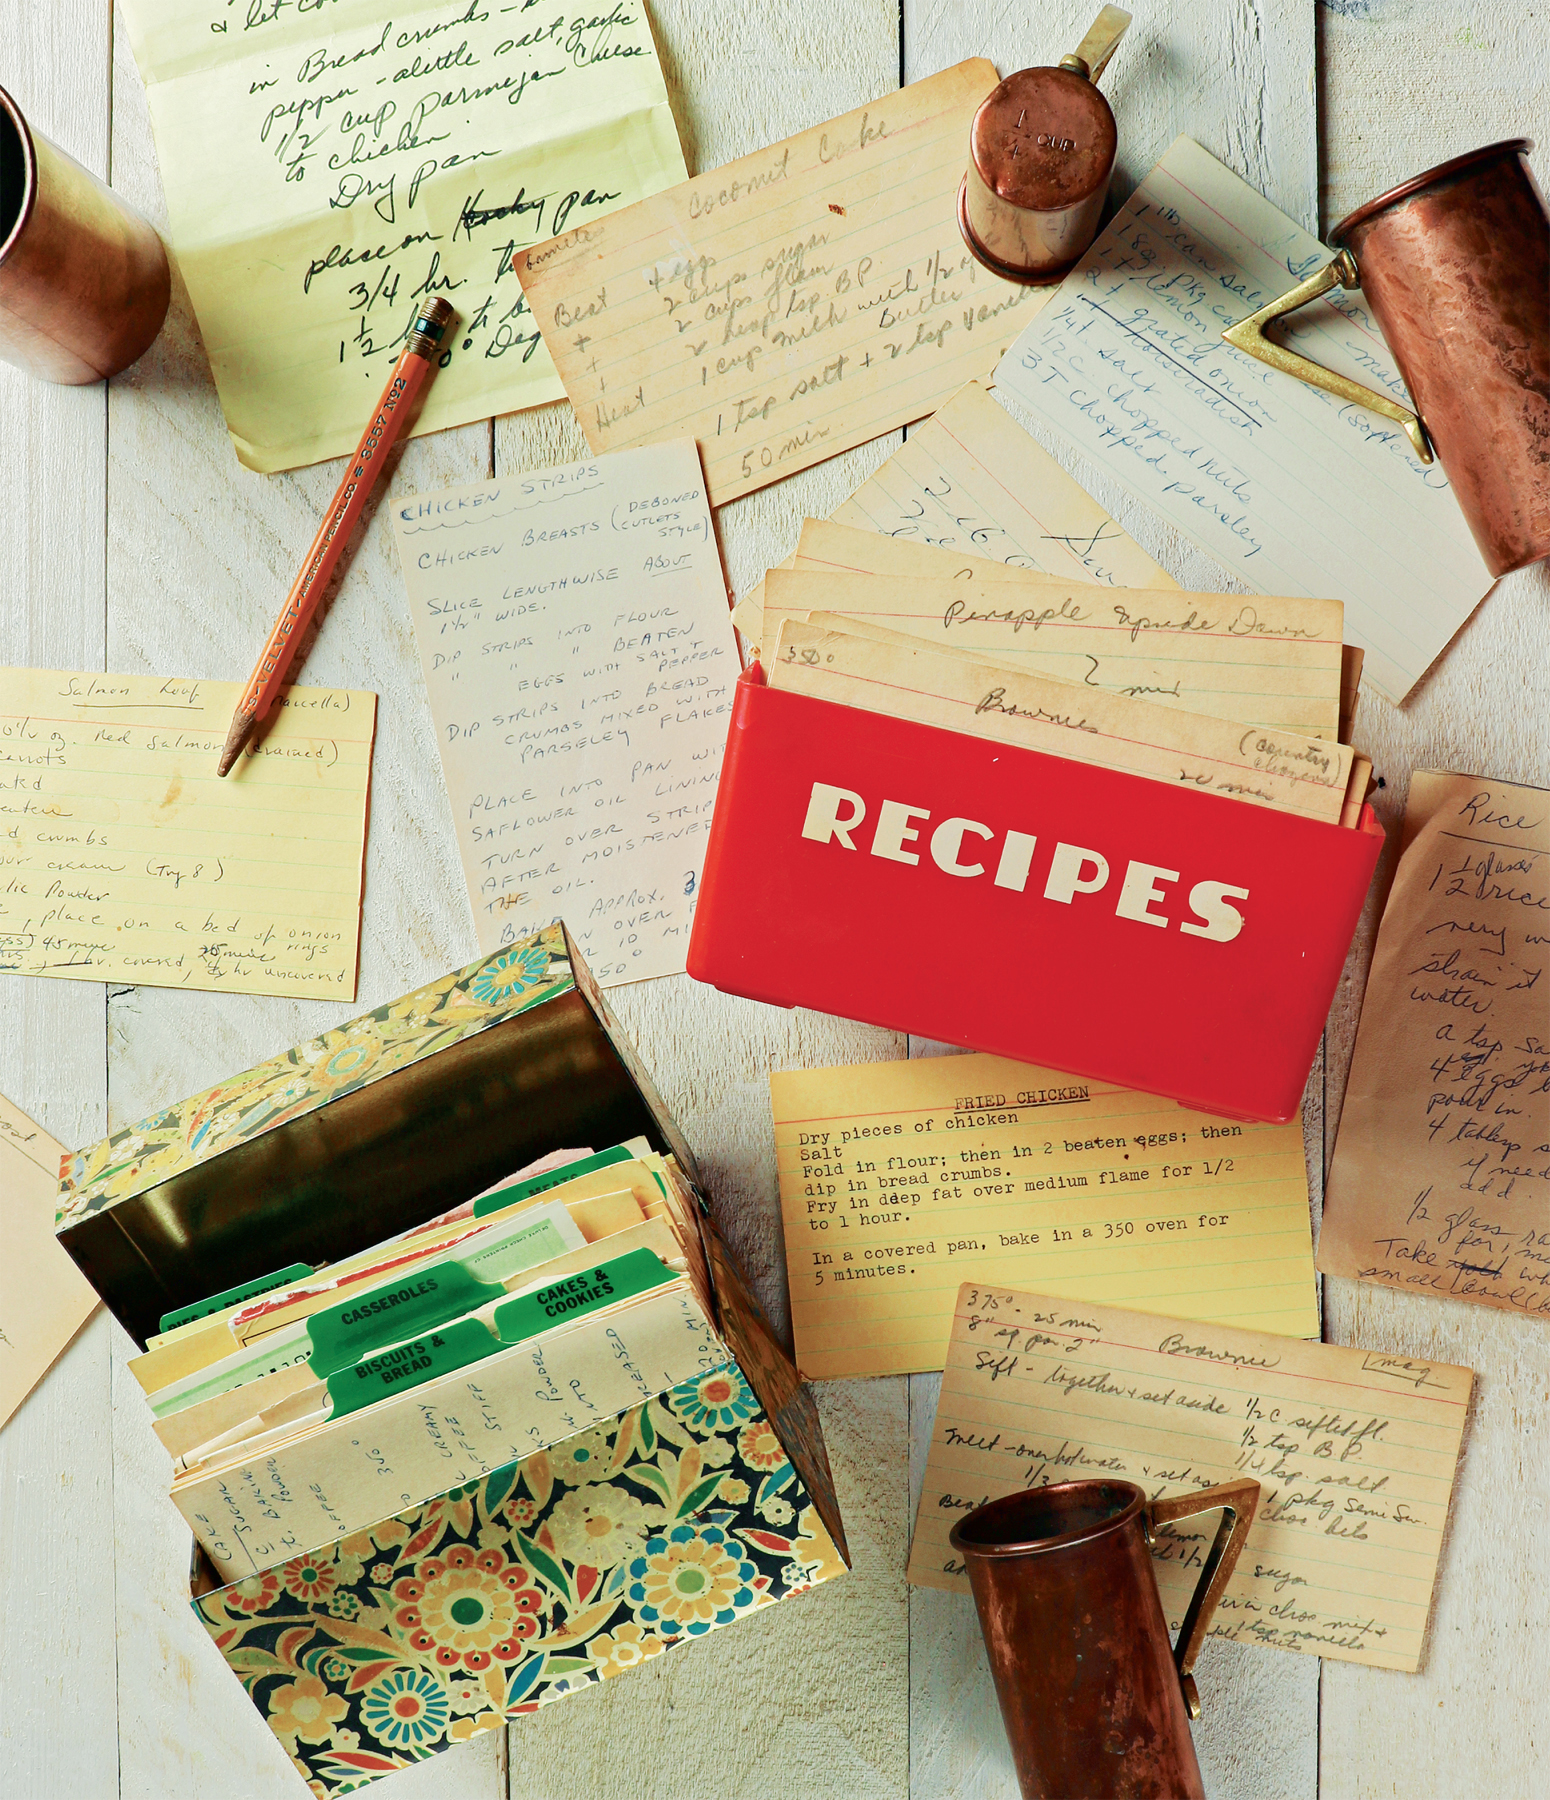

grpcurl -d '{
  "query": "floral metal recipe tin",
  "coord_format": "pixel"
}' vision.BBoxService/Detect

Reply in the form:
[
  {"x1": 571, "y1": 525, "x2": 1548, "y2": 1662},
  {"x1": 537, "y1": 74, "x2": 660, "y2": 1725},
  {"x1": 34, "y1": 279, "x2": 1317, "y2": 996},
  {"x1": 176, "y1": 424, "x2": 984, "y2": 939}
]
[{"x1": 55, "y1": 924, "x2": 850, "y2": 1789}]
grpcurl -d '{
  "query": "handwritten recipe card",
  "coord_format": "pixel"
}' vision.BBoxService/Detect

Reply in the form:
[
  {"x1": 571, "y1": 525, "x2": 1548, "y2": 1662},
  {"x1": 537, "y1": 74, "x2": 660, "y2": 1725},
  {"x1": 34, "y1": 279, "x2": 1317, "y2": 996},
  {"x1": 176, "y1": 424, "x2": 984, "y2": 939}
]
[
  {"x1": 394, "y1": 441, "x2": 735, "y2": 985},
  {"x1": 121, "y1": 0, "x2": 687, "y2": 470},
  {"x1": 833, "y1": 382, "x2": 1176, "y2": 589},
  {"x1": 1318, "y1": 771, "x2": 1550, "y2": 1316},
  {"x1": 0, "y1": 1093, "x2": 98, "y2": 1434},
  {"x1": 0, "y1": 671, "x2": 373, "y2": 995},
  {"x1": 516, "y1": 63, "x2": 1040, "y2": 504},
  {"x1": 909, "y1": 1286, "x2": 1473, "y2": 1672},
  {"x1": 994, "y1": 138, "x2": 1490, "y2": 703},
  {"x1": 770, "y1": 1052, "x2": 1319, "y2": 1381},
  {"x1": 767, "y1": 618, "x2": 1354, "y2": 821},
  {"x1": 733, "y1": 380, "x2": 1178, "y2": 629},
  {"x1": 760, "y1": 562, "x2": 1345, "y2": 738}
]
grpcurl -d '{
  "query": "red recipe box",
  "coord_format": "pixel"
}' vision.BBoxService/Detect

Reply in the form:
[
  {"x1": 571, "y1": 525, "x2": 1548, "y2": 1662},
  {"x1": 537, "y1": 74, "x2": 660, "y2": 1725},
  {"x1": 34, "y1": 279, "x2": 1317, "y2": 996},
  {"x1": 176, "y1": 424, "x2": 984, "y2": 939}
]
[{"x1": 688, "y1": 666, "x2": 1383, "y2": 1122}]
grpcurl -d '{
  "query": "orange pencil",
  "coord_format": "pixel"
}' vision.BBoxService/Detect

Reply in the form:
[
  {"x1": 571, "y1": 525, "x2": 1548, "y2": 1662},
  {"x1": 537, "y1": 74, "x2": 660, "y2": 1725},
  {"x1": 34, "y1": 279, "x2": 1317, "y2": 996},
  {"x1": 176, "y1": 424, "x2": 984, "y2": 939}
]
[{"x1": 216, "y1": 296, "x2": 456, "y2": 776}]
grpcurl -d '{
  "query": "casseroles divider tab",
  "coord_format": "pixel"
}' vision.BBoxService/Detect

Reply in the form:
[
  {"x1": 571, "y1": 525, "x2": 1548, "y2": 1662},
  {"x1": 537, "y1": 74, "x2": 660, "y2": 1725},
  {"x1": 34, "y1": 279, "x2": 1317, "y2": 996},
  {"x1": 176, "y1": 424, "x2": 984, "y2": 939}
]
[{"x1": 306, "y1": 1262, "x2": 504, "y2": 1378}]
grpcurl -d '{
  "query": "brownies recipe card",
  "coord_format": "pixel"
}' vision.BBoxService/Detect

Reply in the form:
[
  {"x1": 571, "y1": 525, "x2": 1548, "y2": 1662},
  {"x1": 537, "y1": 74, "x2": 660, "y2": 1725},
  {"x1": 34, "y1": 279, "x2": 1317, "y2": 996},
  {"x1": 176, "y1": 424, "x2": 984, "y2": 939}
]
[
  {"x1": 393, "y1": 441, "x2": 736, "y2": 985},
  {"x1": 770, "y1": 1052, "x2": 1320, "y2": 1380},
  {"x1": 1318, "y1": 771, "x2": 1550, "y2": 1315},
  {"x1": 909, "y1": 1285, "x2": 1473, "y2": 1672},
  {"x1": 514, "y1": 64, "x2": 1040, "y2": 505}
]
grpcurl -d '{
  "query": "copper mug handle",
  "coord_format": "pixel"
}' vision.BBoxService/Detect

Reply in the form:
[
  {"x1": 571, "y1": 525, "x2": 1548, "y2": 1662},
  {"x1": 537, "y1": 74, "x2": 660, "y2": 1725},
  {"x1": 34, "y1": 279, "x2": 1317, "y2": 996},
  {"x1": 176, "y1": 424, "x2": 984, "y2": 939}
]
[
  {"x1": 1219, "y1": 252, "x2": 1434, "y2": 464},
  {"x1": 1144, "y1": 1476, "x2": 1260, "y2": 1720}
]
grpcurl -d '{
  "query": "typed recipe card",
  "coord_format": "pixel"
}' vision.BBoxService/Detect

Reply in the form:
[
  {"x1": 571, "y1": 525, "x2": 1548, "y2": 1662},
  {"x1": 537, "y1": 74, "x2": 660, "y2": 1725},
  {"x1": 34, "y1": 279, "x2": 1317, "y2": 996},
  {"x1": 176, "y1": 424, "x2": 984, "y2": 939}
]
[{"x1": 771, "y1": 1051, "x2": 1320, "y2": 1380}]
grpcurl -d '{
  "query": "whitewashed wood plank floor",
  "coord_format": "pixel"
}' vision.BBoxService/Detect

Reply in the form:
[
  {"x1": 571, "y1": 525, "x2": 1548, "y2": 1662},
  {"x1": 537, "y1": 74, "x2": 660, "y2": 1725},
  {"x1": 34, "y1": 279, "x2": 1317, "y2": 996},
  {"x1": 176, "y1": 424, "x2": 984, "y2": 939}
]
[{"x1": 1, "y1": 2, "x2": 1546, "y2": 1796}]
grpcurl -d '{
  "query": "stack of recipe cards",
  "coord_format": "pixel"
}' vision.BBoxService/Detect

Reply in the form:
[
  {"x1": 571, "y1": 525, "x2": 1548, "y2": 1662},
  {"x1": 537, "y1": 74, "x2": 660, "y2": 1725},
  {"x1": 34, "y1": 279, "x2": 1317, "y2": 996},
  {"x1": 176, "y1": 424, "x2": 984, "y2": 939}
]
[
  {"x1": 764, "y1": 608, "x2": 1369, "y2": 827},
  {"x1": 131, "y1": 1140, "x2": 719, "y2": 1579}
]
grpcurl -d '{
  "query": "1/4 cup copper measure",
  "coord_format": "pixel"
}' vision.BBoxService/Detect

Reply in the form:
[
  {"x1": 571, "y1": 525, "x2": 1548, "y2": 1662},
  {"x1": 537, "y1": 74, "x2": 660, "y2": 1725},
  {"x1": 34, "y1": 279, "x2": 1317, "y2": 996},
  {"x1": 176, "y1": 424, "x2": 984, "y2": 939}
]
[
  {"x1": 950, "y1": 1476, "x2": 1259, "y2": 1800},
  {"x1": 1223, "y1": 140, "x2": 1550, "y2": 577},
  {"x1": 959, "y1": 7, "x2": 1132, "y2": 285}
]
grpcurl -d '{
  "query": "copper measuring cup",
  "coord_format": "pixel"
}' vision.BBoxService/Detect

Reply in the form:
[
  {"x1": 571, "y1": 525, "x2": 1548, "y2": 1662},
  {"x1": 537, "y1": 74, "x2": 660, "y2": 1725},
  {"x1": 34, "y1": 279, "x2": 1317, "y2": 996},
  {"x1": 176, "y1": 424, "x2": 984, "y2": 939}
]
[
  {"x1": 0, "y1": 82, "x2": 170, "y2": 384},
  {"x1": 1222, "y1": 140, "x2": 1550, "y2": 577},
  {"x1": 958, "y1": 6, "x2": 1132, "y2": 285},
  {"x1": 949, "y1": 1476, "x2": 1259, "y2": 1800}
]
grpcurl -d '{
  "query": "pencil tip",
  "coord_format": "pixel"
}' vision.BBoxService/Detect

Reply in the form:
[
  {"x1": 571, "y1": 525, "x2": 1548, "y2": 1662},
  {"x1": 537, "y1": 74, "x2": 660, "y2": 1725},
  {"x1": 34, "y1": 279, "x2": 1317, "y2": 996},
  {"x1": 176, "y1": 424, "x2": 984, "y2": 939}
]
[{"x1": 217, "y1": 711, "x2": 256, "y2": 777}]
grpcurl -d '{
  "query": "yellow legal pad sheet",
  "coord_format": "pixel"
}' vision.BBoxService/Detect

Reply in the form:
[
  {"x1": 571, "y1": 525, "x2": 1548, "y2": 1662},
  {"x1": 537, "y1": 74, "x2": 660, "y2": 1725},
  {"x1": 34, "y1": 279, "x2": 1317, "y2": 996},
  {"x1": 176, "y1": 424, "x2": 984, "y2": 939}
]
[
  {"x1": 120, "y1": 0, "x2": 688, "y2": 471},
  {"x1": 908, "y1": 1284, "x2": 1473, "y2": 1673},
  {"x1": 515, "y1": 64, "x2": 1042, "y2": 506},
  {"x1": 0, "y1": 669, "x2": 374, "y2": 996},
  {"x1": 0, "y1": 1092, "x2": 98, "y2": 1432},
  {"x1": 770, "y1": 1053, "x2": 1319, "y2": 1380}
]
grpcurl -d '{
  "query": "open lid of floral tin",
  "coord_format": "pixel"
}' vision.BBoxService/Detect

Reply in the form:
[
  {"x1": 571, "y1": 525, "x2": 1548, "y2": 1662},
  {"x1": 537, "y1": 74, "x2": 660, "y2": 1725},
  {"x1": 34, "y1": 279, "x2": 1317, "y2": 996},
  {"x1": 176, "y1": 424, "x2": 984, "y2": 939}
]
[{"x1": 55, "y1": 923, "x2": 698, "y2": 1347}]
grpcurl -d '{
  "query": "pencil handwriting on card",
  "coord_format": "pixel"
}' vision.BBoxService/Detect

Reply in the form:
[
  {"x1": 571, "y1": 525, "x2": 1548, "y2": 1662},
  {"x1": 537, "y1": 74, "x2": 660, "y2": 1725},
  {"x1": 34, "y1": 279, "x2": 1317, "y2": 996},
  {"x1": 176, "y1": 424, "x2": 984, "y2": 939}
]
[
  {"x1": 393, "y1": 442, "x2": 735, "y2": 986},
  {"x1": 0, "y1": 668, "x2": 374, "y2": 996},
  {"x1": 834, "y1": 383, "x2": 1175, "y2": 589},
  {"x1": 762, "y1": 561, "x2": 1344, "y2": 738},
  {"x1": 119, "y1": 0, "x2": 688, "y2": 471},
  {"x1": 994, "y1": 138, "x2": 1491, "y2": 704},
  {"x1": 767, "y1": 618, "x2": 1354, "y2": 822},
  {"x1": 731, "y1": 379, "x2": 1176, "y2": 646},
  {"x1": 515, "y1": 67, "x2": 1039, "y2": 506},
  {"x1": 1318, "y1": 770, "x2": 1550, "y2": 1316},
  {"x1": 909, "y1": 1284, "x2": 1472, "y2": 1673}
]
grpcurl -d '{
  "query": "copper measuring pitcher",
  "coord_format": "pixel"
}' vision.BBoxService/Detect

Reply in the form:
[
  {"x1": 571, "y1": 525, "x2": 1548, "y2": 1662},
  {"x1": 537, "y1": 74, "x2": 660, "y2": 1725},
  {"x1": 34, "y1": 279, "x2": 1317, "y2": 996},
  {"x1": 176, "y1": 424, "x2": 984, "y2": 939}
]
[
  {"x1": 0, "y1": 82, "x2": 170, "y2": 384},
  {"x1": 949, "y1": 1476, "x2": 1259, "y2": 1800},
  {"x1": 1223, "y1": 140, "x2": 1550, "y2": 577}
]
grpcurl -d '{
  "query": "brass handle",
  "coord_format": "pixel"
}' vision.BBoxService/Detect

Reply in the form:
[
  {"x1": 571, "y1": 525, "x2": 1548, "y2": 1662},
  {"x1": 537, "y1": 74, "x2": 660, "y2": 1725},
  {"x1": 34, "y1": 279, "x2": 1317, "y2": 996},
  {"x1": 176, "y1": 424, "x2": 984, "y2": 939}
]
[
  {"x1": 1059, "y1": 6, "x2": 1132, "y2": 81},
  {"x1": 1145, "y1": 1477, "x2": 1260, "y2": 1720},
  {"x1": 1220, "y1": 250, "x2": 1434, "y2": 464}
]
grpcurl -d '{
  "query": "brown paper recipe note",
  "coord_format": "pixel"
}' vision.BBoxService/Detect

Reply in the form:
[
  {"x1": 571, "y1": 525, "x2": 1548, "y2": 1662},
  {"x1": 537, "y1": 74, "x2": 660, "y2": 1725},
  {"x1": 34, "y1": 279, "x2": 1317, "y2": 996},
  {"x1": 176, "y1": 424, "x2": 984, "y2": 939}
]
[
  {"x1": 1318, "y1": 771, "x2": 1550, "y2": 1316},
  {"x1": 771, "y1": 1052, "x2": 1319, "y2": 1380},
  {"x1": 515, "y1": 64, "x2": 1041, "y2": 505},
  {"x1": 909, "y1": 1284, "x2": 1472, "y2": 1672}
]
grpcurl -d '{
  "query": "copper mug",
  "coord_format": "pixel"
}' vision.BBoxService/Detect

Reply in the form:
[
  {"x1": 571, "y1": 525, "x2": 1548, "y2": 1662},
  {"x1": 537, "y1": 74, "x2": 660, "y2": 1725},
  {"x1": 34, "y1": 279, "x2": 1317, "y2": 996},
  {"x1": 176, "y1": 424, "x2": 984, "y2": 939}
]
[
  {"x1": 0, "y1": 82, "x2": 170, "y2": 383},
  {"x1": 1224, "y1": 140, "x2": 1550, "y2": 577},
  {"x1": 950, "y1": 1476, "x2": 1259, "y2": 1800}
]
